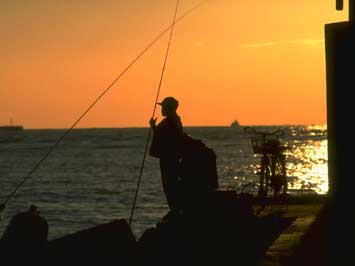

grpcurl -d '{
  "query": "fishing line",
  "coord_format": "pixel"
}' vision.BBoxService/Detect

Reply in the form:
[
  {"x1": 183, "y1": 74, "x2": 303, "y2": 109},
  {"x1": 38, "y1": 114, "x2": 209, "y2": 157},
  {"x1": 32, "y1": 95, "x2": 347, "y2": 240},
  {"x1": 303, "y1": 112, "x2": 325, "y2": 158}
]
[
  {"x1": 129, "y1": 0, "x2": 180, "y2": 227},
  {"x1": 0, "y1": 0, "x2": 212, "y2": 213}
]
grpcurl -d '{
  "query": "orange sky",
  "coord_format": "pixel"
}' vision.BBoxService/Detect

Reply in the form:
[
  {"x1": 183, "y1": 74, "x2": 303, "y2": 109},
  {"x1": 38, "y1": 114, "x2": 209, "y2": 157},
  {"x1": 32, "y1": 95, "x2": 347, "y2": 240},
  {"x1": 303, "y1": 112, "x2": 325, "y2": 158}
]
[{"x1": 0, "y1": 1, "x2": 348, "y2": 128}]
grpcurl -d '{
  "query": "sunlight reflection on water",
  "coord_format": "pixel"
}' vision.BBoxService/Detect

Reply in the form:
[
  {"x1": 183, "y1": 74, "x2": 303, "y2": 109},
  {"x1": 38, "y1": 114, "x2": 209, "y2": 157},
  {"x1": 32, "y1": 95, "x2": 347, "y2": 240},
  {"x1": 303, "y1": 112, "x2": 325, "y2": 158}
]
[
  {"x1": 286, "y1": 140, "x2": 328, "y2": 194},
  {"x1": 286, "y1": 125, "x2": 328, "y2": 194}
]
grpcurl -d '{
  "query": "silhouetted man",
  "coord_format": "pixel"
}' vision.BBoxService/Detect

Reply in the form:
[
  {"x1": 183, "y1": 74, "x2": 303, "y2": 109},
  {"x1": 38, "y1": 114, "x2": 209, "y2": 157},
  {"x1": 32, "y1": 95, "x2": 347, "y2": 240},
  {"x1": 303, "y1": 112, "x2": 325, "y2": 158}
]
[{"x1": 149, "y1": 96, "x2": 184, "y2": 219}]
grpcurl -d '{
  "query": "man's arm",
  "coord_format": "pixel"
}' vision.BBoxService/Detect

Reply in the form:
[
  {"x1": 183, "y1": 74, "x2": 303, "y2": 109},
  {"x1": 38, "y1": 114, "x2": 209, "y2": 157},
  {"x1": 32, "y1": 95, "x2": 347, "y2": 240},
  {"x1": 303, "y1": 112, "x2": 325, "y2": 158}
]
[{"x1": 150, "y1": 117, "x2": 157, "y2": 131}]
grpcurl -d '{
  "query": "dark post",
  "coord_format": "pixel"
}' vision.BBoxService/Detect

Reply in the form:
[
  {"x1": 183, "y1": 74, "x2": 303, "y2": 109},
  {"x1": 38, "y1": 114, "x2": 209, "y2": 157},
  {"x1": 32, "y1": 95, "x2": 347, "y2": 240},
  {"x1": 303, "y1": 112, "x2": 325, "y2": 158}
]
[
  {"x1": 336, "y1": 0, "x2": 354, "y2": 21},
  {"x1": 325, "y1": 0, "x2": 355, "y2": 264},
  {"x1": 326, "y1": 1, "x2": 355, "y2": 201}
]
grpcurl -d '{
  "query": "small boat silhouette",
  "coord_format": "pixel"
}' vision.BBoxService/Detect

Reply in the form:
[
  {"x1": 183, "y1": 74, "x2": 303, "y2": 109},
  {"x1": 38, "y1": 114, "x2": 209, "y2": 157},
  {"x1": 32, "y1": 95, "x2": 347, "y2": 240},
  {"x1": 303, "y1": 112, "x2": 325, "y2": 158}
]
[{"x1": 231, "y1": 119, "x2": 241, "y2": 127}]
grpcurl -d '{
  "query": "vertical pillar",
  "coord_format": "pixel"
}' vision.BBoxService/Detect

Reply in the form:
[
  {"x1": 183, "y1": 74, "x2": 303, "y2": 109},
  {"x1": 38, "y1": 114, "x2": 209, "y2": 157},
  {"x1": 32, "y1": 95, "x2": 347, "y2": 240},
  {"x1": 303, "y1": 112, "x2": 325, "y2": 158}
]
[{"x1": 325, "y1": 1, "x2": 355, "y2": 263}]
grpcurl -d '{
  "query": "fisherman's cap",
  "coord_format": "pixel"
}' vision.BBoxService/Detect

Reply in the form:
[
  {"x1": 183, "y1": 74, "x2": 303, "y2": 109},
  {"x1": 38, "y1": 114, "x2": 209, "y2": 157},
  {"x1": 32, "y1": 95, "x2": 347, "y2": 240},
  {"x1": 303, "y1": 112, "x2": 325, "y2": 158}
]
[{"x1": 157, "y1": 96, "x2": 179, "y2": 109}]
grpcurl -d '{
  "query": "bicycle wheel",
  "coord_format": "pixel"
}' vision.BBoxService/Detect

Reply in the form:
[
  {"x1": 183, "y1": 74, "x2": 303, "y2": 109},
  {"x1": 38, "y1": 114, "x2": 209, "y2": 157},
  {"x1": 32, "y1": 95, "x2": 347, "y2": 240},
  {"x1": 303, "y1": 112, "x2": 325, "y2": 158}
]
[
  {"x1": 258, "y1": 154, "x2": 272, "y2": 198},
  {"x1": 270, "y1": 153, "x2": 287, "y2": 197}
]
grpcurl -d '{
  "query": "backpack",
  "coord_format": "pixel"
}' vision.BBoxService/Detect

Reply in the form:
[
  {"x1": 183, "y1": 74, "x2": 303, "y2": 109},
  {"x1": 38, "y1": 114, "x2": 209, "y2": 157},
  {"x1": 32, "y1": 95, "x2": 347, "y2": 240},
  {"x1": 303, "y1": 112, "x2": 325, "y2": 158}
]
[{"x1": 179, "y1": 135, "x2": 219, "y2": 194}]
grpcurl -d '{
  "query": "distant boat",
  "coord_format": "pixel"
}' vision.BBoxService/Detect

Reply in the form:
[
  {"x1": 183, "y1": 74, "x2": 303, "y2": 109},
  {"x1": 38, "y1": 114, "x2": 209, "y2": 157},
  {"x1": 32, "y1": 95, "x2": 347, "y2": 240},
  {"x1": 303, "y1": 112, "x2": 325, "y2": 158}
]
[
  {"x1": 0, "y1": 120, "x2": 23, "y2": 142},
  {"x1": 0, "y1": 125, "x2": 23, "y2": 131},
  {"x1": 0, "y1": 119, "x2": 23, "y2": 131},
  {"x1": 230, "y1": 120, "x2": 241, "y2": 127}
]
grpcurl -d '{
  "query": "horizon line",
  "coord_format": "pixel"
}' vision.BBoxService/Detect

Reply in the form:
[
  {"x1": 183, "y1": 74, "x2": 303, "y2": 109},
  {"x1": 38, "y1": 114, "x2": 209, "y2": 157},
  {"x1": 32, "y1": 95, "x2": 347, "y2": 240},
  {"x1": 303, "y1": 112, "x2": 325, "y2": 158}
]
[{"x1": 19, "y1": 123, "x2": 326, "y2": 130}]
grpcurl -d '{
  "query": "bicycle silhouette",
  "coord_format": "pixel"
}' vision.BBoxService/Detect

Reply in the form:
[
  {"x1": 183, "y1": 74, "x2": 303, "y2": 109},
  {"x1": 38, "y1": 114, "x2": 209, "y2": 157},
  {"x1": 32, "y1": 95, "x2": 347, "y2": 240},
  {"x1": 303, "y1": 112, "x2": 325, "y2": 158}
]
[{"x1": 243, "y1": 127, "x2": 290, "y2": 198}]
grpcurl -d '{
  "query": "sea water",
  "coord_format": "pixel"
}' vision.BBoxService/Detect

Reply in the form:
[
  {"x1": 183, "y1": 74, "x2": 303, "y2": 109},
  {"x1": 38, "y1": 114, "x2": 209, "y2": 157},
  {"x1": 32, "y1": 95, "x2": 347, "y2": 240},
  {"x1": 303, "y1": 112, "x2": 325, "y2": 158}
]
[{"x1": 0, "y1": 125, "x2": 327, "y2": 240}]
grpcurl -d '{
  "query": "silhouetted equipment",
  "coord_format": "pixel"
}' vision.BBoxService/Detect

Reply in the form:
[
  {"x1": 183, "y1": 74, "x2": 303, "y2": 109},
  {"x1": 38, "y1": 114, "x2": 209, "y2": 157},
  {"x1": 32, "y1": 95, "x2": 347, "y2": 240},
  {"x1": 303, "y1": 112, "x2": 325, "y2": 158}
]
[
  {"x1": 325, "y1": 1, "x2": 355, "y2": 264},
  {"x1": 46, "y1": 219, "x2": 137, "y2": 264},
  {"x1": 0, "y1": 205, "x2": 48, "y2": 245},
  {"x1": 0, "y1": 205, "x2": 48, "y2": 262}
]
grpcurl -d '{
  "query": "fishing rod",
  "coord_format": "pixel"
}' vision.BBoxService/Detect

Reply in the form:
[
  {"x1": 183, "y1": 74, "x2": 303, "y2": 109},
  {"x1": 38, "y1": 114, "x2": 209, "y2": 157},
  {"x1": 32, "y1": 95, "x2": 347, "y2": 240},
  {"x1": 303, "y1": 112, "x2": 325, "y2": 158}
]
[
  {"x1": 128, "y1": 0, "x2": 180, "y2": 227},
  {"x1": 0, "y1": 0, "x2": 212, "y2": 214}
]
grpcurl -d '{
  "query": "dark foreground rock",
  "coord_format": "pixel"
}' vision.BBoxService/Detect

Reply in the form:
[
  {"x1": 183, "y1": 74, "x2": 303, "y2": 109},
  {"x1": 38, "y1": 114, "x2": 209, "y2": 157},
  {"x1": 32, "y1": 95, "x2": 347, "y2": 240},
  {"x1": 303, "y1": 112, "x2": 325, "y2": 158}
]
[{"x1": 0, "y1": 191, "x2": 295, "y2": 266}]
